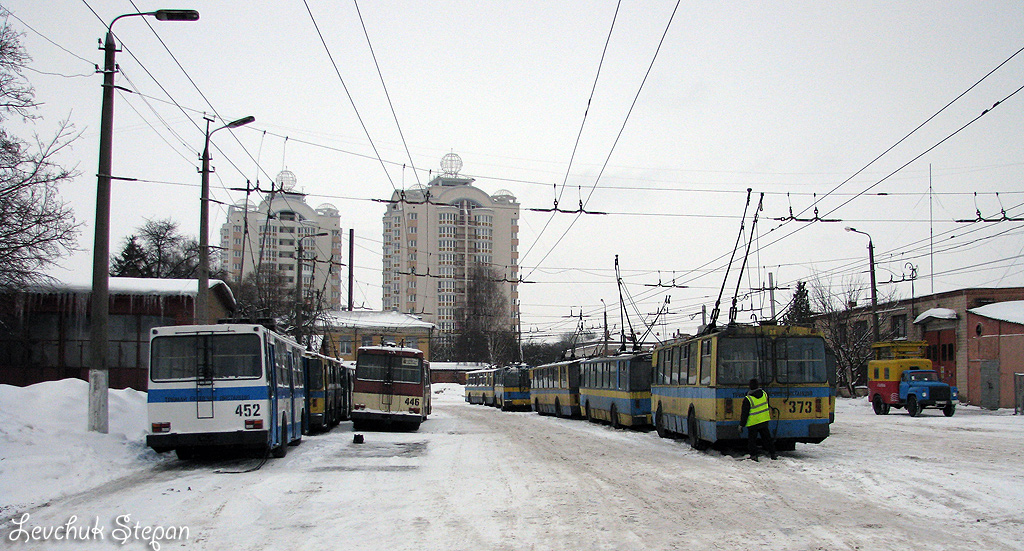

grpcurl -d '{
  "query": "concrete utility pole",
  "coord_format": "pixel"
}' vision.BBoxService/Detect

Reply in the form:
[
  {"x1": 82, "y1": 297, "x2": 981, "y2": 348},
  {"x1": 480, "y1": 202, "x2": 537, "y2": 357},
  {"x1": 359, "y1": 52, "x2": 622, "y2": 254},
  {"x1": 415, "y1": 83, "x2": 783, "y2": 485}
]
[
  {"x1": 846, "y1": 227, "x2": 881, "y2": 343},
  {"x1": 197, "y1": 114, "x2": 255, "y2": 324},
  {"x1": 295, "y1": 231, "x2": 328, "y2": 346},
  {"x1": 89, "y1": 9, "x2": 198, "y2": 434}
]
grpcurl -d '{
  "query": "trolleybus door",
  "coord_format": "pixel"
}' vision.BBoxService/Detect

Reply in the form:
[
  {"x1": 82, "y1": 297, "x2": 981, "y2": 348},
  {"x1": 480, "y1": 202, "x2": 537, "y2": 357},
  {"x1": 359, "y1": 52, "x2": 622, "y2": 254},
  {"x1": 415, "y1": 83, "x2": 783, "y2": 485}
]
[
  {"x1": 382, "y1": 361, "x2": 394, "y2": 412},
  {"x1": 196, "y1": 337, "x2": 214, "y2": 419},
  {"x1": 267, "y1": 341, "x2": 280, "y2": 448}
]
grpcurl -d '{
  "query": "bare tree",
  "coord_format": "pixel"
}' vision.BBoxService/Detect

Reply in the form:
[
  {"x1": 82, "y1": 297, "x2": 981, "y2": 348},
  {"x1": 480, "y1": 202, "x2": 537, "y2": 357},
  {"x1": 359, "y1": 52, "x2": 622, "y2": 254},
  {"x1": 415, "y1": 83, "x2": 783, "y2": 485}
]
[
  {"x1": 450, "y1": 265, "x2": 516, "y2": 365},
  {"x1": 811, "y1": 276, "x2": 898, "y2": 396},
  {"x1": 0, "y1": 16, "x2": 79, "y2": 290}
]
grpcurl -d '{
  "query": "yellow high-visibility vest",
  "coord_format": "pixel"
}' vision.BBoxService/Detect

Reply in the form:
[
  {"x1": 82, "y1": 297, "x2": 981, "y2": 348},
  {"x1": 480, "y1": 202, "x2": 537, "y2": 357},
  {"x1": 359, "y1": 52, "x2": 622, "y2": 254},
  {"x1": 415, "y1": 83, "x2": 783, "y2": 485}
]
[{"x1": 746, "y1": 392, "x2": 770, "y2": 426}]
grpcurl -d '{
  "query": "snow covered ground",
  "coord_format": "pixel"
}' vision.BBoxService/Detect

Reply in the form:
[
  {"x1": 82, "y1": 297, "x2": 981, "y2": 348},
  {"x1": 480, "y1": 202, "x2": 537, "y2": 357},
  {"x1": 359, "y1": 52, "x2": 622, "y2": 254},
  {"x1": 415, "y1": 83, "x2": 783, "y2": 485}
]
[{"x1": 2, "y1": 379, "x2": 1022, "y2": 550}]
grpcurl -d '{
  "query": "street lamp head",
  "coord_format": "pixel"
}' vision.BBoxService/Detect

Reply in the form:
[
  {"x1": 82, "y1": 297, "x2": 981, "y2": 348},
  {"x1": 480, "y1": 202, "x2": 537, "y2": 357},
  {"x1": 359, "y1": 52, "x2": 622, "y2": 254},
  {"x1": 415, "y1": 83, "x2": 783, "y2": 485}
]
[
  {"x1": 844, "y1": 226, "x2": 856, "y2": 233},
  {"x1": 226, "y1": 115, "x2": 256, "y2": 129},
  {"x1": 153, "y1": 10, "x2": 200, "y2": 21}
]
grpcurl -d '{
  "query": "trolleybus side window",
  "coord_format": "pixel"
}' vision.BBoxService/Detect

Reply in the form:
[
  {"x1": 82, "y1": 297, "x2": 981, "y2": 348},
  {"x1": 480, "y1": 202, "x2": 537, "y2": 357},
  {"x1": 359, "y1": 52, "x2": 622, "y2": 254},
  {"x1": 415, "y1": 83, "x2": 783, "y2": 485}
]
[
  {"x1": 700, "y1": 339, "x2": 713, "y2": 385},
  {"x1": 151, "y1": 334, "x2": 262, "y2": 381},
  {"x1": 717, "y1": 337, "x2": 765, "y2": 385},
  {"x1": 687, "y1": 342, "x2": 698, "y2": 385}
]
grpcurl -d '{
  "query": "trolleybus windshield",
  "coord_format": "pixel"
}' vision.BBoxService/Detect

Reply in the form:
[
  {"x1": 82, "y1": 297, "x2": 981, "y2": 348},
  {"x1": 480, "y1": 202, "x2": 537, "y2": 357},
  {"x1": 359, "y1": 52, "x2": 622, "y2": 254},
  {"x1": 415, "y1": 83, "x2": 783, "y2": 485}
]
[
  {"x1": 151, "y1": 334, "x2": 262, "y2": 381},
  {"x1": 356, "y1": 354, "x2": 423, "y2": 384},
  {"x1": 717, "y1": 336, "x2": 827, "y2": 385}
]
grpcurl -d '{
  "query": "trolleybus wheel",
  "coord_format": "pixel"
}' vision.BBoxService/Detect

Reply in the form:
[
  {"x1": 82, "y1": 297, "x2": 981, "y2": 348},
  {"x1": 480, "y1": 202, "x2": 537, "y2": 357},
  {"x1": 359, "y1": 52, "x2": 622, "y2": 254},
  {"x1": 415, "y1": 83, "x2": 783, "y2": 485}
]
[
  {"x1": 943, "y1": 403, "x2": 956, "y2": 417},
  {"x1": 610, "y1": 405, "x2": 621, "y2": 429},
  {"x1": 655, "y1": 405, "x2": 669, "y2": 438},
  {"x1": 907, "y1": 395, "x2": 921, "y2": 417},
  {"x1": 272, "y1": 420, "x2": 288, "y2": 458},
  {"x1": 687, "y1": 410, "x2": 707, "y2": 450}
]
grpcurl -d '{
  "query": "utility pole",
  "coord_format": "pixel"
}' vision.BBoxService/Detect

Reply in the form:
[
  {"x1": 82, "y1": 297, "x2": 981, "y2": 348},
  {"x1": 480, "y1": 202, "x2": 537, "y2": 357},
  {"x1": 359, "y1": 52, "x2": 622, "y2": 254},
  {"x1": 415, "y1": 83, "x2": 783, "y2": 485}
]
[{"x1": 89, "y1": 9, "x2": 199, "y2": 434}]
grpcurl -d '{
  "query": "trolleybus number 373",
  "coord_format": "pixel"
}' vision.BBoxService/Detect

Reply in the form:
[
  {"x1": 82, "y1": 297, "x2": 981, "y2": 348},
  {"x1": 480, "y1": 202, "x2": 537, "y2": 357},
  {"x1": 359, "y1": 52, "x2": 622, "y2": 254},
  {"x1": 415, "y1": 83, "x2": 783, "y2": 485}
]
[
  {"x1": 787, "y1": 400, "x2": 813, "y2": 414},
  {"x1": 235, "y1": 404, "x2": 261, "y2": 416}
]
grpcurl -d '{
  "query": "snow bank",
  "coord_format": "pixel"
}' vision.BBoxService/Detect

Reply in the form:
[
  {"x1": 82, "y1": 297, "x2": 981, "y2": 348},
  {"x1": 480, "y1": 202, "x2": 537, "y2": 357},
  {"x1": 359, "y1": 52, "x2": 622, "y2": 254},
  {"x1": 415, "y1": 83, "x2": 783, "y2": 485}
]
[{"x1": 0, "y1": 379, "x2": 168, "y2": 515}]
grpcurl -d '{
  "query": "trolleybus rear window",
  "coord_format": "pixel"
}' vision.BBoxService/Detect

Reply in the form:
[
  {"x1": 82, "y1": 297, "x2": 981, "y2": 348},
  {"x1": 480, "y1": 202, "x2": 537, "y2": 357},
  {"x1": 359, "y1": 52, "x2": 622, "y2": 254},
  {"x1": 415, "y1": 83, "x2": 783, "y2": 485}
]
[
  {"x1": 717, "y1": 336, "x2": 827, "y2": 385},
  {"x1": 776, "y1": 337, "x2": 827, "y2": 384},
  {"x1": 356, "y1": 354, "x2": 423, "y2": 383},
  {"x1": 151, "y1": 334, "x2": 262, "y2": 381}
]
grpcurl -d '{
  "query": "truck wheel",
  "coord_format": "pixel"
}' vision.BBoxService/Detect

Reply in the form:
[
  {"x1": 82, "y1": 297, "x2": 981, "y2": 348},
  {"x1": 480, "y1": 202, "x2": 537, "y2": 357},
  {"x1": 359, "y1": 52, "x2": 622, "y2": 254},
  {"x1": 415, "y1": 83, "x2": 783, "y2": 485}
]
[
  {"x1": 907, "y1": 395, "x2": 920, "y2": 417},
  {"x1": 872, "y1": 395, "x2": 888, "y2": 415},
  {"x1": 943, "y1": 403, "x2": 956, "y2": 417}
]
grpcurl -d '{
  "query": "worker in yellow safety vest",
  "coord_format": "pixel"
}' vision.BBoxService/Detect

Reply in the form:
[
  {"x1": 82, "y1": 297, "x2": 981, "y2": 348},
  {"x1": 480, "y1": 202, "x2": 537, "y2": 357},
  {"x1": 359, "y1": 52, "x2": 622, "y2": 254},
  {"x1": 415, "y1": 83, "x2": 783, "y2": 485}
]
[{"x1": 740, "y1": 378, "x2": 777, "y2": 461}]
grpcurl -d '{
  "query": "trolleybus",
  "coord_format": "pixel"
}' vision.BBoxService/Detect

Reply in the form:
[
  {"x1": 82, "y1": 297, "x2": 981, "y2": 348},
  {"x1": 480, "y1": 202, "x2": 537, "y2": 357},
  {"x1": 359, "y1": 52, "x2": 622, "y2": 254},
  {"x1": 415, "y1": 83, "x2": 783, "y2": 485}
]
[
  {"x1": 650, "y1": 323, "x2": 831, "y2": 450},
  {"x1": 529, "y1": 359, "x2": 581, "y2": 417},
  {"x1": 579, "y1": 352, "x2": 652, "y2": 427},
  {"x1": 494, "y1": 364, "x2": 531, "y2": 410},
  {"x1": 351, "y1": 345, "x2": 431, "y2": 430},
  {"x1": 304, "y1": 351, "x2": 351, "y2": 431},
  {"x1": 146, "y1": 323, "x2": 305, "y2": 459},
  {"x1": 465, "y1": 367, "x2": 498, "y2": 405}
]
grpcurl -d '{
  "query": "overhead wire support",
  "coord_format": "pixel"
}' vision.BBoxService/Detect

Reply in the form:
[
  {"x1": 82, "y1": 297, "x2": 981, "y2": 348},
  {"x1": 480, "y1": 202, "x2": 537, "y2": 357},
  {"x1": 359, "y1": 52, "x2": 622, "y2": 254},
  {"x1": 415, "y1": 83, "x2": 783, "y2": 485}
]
[
  {"x1": 772, "y1": 193, "x2": 842, "y2": 223},
  {"x1": 955, "y1": 192, "x2": 1024, "y2": 222}
]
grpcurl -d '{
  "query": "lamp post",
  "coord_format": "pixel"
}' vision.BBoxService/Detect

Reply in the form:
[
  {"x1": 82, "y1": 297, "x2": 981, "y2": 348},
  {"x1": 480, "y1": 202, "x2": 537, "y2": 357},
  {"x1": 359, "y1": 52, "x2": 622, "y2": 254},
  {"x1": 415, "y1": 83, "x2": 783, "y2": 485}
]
[
  {"x1": 89, "y1": 8, "x2": 199, "y2": 434},
  {"x1": 196, "y1": 115, "x2": 255, "y2": 324},
  {"x1": 296, "y1": 232, "x2": 329, "y2": 346},
  {"x1": 845, "y1": 226, "x2": 880, "y2": 343}
]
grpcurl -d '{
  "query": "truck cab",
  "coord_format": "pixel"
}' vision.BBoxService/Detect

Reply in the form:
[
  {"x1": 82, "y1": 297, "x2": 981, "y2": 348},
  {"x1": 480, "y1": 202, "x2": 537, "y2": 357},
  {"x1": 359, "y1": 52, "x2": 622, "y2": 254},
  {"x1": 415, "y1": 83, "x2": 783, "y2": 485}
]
[
  {"x1": 899, "y1": 369, "x2": 958, "y2": 417},
  {"x1": 867, "y1": 341, "x2": 957, "y2": 417}
]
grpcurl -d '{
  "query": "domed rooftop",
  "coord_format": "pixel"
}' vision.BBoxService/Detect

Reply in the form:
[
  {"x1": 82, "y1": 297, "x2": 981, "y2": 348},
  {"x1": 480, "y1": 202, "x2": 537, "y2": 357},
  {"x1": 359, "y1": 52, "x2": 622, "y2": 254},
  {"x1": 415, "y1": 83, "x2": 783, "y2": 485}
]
[{"x1": 276, "y1": 170, "x2": 297, "y2": 191}]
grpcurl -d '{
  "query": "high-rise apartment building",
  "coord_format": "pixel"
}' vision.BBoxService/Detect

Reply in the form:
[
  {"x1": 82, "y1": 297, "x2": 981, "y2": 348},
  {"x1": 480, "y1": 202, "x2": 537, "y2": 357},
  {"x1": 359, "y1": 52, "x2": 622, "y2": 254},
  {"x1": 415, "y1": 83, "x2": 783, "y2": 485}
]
[
  {"x1": 220, "y1": 170, "x2": 343, "y2": 309},
  {"x1": 382, "y1": 154, "x2": 520, "y2": 334}
]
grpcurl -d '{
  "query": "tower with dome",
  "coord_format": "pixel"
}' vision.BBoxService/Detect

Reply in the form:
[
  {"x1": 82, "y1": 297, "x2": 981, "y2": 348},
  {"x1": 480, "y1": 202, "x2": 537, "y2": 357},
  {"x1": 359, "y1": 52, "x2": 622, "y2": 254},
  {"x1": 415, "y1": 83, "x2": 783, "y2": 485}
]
[
  {"x1": 219, "y1": 170, "x2": 343, "y2": 309},
  {"x1": 381, "y1": 154, "x2": 520, "y2": 337}
]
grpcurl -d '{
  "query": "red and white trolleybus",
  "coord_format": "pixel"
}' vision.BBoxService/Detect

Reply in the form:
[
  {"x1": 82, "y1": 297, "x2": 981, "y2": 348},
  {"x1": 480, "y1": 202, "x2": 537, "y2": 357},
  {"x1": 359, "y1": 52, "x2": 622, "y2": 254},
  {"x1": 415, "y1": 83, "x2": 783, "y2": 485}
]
[{"x1": 351, "y1": 345, "x2": 431, "y2": 430}]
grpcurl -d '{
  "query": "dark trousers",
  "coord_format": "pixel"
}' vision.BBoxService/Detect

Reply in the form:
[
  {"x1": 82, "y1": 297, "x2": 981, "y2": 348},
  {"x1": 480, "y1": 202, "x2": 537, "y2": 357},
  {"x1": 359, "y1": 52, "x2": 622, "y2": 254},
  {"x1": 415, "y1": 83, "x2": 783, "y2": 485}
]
[{"x1": 746, "y1": 421, "x2": 776, "y2": 458}]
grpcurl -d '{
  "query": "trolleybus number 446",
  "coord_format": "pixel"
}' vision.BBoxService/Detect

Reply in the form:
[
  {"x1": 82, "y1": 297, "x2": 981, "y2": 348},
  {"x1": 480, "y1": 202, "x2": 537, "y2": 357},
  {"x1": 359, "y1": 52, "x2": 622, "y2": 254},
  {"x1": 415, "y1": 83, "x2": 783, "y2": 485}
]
[
  {"x1": 234, "y1": 404, "x2": 261, "y2": 416},
  {"x1": 405, "y1": 397, "x2": 421, "y2": 407}
]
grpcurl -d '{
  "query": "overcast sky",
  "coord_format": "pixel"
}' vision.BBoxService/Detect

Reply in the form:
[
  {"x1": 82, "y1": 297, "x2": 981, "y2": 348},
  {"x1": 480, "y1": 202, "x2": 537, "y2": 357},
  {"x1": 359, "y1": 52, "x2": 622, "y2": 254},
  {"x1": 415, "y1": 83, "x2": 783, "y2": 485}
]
[{"x1": 5, "y1": 1, "x2": 1024, "y2": 341}]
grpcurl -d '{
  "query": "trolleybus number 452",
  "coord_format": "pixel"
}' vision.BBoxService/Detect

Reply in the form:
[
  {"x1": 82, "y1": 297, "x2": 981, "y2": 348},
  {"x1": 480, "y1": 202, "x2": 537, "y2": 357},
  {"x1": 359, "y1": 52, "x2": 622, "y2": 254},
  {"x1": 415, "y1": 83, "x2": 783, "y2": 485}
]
[{"x1": 234, "y1": 404, "x2": 261, "y2": 416}]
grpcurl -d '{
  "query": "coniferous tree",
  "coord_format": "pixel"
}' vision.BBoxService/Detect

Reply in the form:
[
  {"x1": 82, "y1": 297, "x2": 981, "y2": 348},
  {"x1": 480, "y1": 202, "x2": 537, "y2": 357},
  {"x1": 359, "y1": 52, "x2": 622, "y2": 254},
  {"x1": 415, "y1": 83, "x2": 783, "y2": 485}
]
[{"x1": 782, "y1": 280, "x2": 814, "y2": 325}]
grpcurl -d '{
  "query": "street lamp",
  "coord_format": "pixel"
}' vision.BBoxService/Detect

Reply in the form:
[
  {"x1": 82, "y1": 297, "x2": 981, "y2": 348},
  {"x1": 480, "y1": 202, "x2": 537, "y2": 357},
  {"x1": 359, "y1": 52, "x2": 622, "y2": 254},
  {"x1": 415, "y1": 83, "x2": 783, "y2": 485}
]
[
  {"x1": 845, "y1": 226, "x2": 880, "y2": 343},
  {"x1": 196, "y1": 115, "x2": 255, "y2": 324},
  {"x1": 89, "y1": 8, "x2": 199, "y2": 434},
  {"x1": 296, "y1": 231, "x2": 329, "y2": 346}
]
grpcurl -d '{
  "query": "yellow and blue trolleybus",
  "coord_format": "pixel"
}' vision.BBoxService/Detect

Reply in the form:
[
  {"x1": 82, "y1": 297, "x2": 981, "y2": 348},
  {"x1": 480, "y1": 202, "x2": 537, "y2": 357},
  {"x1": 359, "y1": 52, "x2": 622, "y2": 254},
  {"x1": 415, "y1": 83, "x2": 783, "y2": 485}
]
[
  {"x1": 579, "y1": 352, "x2": 652, "y2": 428},
  {"x1": 651, "y1": 323, "x2": 831, "y2": 450},
  {"x1": 529, "y1": 359, "x2": 581, "y2": 417}
]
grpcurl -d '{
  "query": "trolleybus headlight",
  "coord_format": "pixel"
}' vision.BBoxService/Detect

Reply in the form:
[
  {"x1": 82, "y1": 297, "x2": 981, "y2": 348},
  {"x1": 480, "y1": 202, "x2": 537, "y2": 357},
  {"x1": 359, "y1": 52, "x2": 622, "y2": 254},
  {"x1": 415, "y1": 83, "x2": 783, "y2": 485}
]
[
  {"x1": 815, "y1": 398, "x2": 822, "y2": 414},
  {"x1": 151, "y1": 422, "x2": 171, "y2": 433},
  {"x1": 245, "y1": 419, "x2": 263, "y2": 430}
]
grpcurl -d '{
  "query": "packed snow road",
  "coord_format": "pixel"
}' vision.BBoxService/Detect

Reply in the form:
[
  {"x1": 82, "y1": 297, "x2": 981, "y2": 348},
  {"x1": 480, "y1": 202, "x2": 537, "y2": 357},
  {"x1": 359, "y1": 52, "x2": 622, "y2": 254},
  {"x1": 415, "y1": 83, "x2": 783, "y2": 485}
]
[{"x1": 4, "y1": 384, "x2": 1022, "y2": 550}]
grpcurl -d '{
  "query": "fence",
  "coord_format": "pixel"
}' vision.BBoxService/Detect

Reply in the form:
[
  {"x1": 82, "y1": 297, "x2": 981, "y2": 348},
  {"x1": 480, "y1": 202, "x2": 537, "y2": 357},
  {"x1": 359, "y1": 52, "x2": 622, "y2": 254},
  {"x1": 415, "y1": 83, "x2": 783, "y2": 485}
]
[{"x1": 1016, "y1": 373, "x2": 1024, "y2": 415}]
